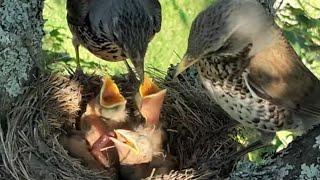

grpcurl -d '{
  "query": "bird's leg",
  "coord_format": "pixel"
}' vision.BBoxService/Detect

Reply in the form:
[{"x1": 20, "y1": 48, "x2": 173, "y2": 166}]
[
  {"x1": 230, "y1": 140, "x2": 271, "y2": 161},
  {"x1": 229, "y1": 131, "x2": 275, "y2": 161},
  {"x1": 72, "y1": 36, "x2": 82, "y2": 71}
]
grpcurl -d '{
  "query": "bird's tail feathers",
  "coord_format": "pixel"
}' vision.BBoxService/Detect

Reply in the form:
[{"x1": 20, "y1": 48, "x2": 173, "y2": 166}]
[
  {"x1": 296, "y1": 81, "x2": 320, "y2": 131},
  {"x1": 299, "y1": 80, "x2": 320, "y2": 115}
]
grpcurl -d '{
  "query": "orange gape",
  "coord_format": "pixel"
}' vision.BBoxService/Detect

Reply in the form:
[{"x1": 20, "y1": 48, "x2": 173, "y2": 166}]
[
  {"x1": 100, "y1": 76, "x2": 126, "y2": 108},
  {"x1": 111, "y1": 77, "x2": 168, "y2": 165},
  {"x1": 136, "y1": 77, "x2": 167, "y2": 125},
  {"x1": 139, "y1": 77, "x2": 161, "y2": 97},
  {"x1": 109, "y1": 78, "x2": 177, "y2": 179}
]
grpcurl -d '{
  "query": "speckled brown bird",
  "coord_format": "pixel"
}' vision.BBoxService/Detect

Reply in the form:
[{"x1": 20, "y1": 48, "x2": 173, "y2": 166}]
[
  {"x1": 66, "y1": 0, "x2": 161, "y2": 80},
  {"x1": 175, "y1": 0, "x2": 320, "y2": 149},
  {"x1": 110, "y1": 77, "x2": 177, "y2": 180}
]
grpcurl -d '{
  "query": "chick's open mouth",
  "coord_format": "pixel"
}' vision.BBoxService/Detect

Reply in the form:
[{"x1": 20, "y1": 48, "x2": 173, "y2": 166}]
[{"x1": 109, "y1": 129, "x2": 140, "y2": 154}]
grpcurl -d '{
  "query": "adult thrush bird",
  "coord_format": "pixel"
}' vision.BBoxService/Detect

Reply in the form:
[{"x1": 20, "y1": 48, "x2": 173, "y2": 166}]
[
  {"x1": 175, "y1": 0, "x2": 320, "y2": 151},
  {"x1": 66, "y1": 0, "x2": 162, "y2": 80},
  {"x1": 110, "y1": 77, "x2": 177, "y2": 179}
]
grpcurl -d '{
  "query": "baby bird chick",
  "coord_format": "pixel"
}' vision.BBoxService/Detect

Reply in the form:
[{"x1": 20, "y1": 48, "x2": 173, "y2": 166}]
[
  {"x1": 110, "y1": 77, "x2": 177, "y2": 179},
  {"x1": 76, "y1": 75, "x2": 128, "y2": 167}
]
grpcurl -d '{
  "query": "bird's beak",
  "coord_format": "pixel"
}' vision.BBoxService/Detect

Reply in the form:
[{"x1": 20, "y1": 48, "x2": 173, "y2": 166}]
[
  {"x1": 131, "y1": 58, "x2": 145, "y2": 82},
  {"x1": 135, "y1": 77, "x2": 167, "y2": 125},
  {"x1": 174, "y1": 55, "x2": 199, "y2": 78},
  {"x1": 99, "y1": 75, "x2": 126, "y2": 108},
  {"x1": 109, "y1": 129, "x2": 140, "y2": 155}
]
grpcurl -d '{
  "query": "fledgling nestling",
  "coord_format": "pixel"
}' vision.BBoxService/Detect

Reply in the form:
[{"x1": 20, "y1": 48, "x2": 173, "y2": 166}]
[
  {"x1": 79, "y1": 75, "x2": 130, "y2": 167},
  {"x1": 110, "y1": 77, "x2": 177, "y2": 179},
  {"x1": 59, "y1": 132, "x2": 105, "y2": 170}
]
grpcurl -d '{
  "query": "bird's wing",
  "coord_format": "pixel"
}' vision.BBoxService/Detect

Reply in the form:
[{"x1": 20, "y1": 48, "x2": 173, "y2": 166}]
[
  {"x1": 245, "y1": 69, "x2": 320, "y2": 131},
  {"x1": 297, "y1": 82, "x2": 320, "y2": 116},
  {"x1": 143, "y1": 0, "x2": 162, "y2": 33},
  {"x1": 88, "y1": 0, "x2": 126, "y2": 41},
  {"x1": 245, "y1": 33, "x2": 320, "y2": 117},
  {"x1": 88, "y1": 0, "x2": 157, "y2": 45}
]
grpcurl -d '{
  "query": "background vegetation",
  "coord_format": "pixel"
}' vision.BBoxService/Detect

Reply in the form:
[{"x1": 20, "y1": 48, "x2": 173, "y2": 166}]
[
  {"x1": 276, "y1": 0, "x2": 320, "y2": 77},
  {"x1": 42, "y1": 0, "x2": 320, "y2": 162}
]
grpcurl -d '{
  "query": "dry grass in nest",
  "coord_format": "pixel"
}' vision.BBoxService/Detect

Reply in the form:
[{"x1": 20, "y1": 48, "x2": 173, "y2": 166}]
[{"x1": 0, "y1": 66, "x2": 240, "y2": 179}]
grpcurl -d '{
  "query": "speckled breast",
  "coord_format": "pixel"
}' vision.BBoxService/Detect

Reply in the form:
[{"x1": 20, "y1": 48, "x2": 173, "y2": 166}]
[
  {"x1": 68, "y1": 23, "x2": 127, "y2": 62},
  {"x1": 196, "y1": 59, "x2": 301, "y2": 133}
]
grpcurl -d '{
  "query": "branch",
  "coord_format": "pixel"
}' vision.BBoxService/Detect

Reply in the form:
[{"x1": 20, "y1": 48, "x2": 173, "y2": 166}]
[{"x1": 230, "y1": 125, "x2": 320, "y2": 179}]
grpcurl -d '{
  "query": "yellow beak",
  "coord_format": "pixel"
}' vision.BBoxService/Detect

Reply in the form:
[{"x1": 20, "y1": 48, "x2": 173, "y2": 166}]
[
  {"x1": 109, "y1": 129, "x2": 140, "y2": 155},
  {"x1": 136, "y1": 77, "x2": 167, "y2": 125},
  {"x1": 99, "y1": 75, "x2": 126, "y2": 108},
  {"x1": 174, "y1": 55, "x2": 199, "y2": 78}
]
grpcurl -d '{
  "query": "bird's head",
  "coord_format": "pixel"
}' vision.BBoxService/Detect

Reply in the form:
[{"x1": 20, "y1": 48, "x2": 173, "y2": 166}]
[
  {"x1": 110, "y1": 77, "x2": 167, "y2": 165},
  {"x1": 174, "y1": 4, "x2": 221, "y2": 78},
  {"x1": 99, "y1": 75, "x2": 127, "y2": 122},
  {"x1": 135, "y1": 76, "x2": 167, "y2": 126},
  {"x1": 109, "y1": 129, "x2": 154, "y2": 165}
]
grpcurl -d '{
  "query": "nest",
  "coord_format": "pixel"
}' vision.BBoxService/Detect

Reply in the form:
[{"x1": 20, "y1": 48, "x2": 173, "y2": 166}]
[{"x1": 0, "y1": 65, "x2": 240, "y2": 179}]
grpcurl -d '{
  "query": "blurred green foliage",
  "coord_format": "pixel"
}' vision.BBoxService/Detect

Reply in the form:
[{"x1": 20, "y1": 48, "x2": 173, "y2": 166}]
[{"x1": 276, "y1": 0, "x2": 320, "y2": 77}]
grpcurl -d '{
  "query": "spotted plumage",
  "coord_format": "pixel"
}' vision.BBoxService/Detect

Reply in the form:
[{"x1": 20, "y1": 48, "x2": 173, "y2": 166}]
[
  {"x1": 198, "y1": 44, "x2": 298, "y2": 133},
  {"x1": 175, "y1": 0, "x2": 320, "y2": 143}
]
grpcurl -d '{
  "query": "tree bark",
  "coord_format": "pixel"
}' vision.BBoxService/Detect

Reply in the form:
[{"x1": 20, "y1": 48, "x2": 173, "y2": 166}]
[
  {"x1": 0, "y1": 0, "x2": 44, "y2": 99},
  {"x1": 230, "y1": 126, "x2": 320, "y2": 179},
  {"x1": 0, "y1": 0, "x2": 44, "y2": 177}
]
